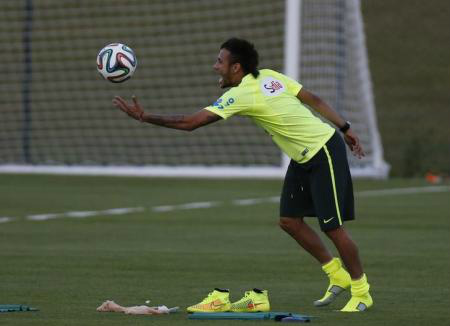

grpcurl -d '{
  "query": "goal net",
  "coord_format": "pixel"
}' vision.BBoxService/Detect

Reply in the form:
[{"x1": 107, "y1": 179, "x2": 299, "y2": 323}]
[{"x1": 0, "y1": 0, "x2": 388, "y2": 178}]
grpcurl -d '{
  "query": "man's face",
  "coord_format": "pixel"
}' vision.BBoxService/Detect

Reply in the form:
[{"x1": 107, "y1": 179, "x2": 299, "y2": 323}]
[{"x1": 213, "y1": 48, "x2": 236, "y2": 88}]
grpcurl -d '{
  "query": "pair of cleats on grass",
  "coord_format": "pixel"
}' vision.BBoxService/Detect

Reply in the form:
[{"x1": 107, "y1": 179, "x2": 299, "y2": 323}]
[
  {"x1": 187, "y1": 288, "x2": 270, "y2": 313},
  {"x1": 188, "y1": 258, "x2": 373, "y2": 313}
]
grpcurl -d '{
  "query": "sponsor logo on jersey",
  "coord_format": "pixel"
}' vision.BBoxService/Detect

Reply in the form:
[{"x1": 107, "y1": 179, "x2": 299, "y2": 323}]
[
  {"x1": 212, "y1": 97, "x2": 235, "y2": 110},
  {"x1": 261, "y1": 77, "x2": 285, "y2": 96}
]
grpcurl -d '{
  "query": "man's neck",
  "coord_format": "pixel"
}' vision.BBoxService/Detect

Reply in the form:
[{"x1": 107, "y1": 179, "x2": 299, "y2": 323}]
[{"x1": 230, "y1": 71, "x2": 245, "y2": 87}]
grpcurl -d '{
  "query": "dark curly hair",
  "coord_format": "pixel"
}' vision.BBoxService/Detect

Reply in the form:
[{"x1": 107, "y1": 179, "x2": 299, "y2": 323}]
[{"x1": 220, "y1": 38, "x2": 259, "y2": 78}]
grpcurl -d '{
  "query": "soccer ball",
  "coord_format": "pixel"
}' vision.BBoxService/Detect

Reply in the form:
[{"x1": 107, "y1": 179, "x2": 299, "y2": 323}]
[{"x1": 96, "y1": 43, "x2": 137, "y2": 83}]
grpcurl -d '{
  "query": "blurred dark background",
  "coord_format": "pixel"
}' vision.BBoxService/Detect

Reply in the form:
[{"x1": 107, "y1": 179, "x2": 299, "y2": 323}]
[{"x1": 362, "y1": 0, "x2": 450, "y2": 177}]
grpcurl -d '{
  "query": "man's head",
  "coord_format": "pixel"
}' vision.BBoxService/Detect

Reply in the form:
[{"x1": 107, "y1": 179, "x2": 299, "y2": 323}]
[{"x1": 213, "y1": 38, "x2": 259, "y2": 88}]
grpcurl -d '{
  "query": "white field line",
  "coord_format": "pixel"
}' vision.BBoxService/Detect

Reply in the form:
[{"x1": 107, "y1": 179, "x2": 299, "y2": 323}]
[
  {"x1": 232, "y1": 197, "x2": 279, "y2": 206},
  {"x1": 152, "y1": 201, "x2": 220, "y2": 212},
  {"x1": 1, "y1": 185, "x2": 449, "y2": 224},
  {"x1": 27, "y1": 207, "x2": 145, "y2": 221},
  {"x1": 356, "y1": 185, "x2": 450, "y2": 197}
]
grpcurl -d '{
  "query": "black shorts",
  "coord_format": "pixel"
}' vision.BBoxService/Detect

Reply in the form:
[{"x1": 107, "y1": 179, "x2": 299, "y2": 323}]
[{"x1": 280, "y1": 131, "x2": 355, "y2": 231}]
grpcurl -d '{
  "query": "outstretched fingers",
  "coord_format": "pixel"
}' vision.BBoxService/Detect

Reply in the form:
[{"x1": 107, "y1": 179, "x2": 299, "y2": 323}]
[
  {"x1": 113, "y1": 95, "x2": 145, "y2": 121},
  {"x1": 113, "y1": 96, "x2": 130, "y2": 113},
  {"x1": 132, "y1": 95, "x2": 139, "y2": 106}
]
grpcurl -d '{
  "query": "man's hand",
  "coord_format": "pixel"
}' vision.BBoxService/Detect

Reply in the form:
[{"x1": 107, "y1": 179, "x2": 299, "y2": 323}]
[
  {"x1": 343, "y1": 129, "x2": 365, "y2": 159},
  {"x1": 113, "y1": 95, "x2": 145, "y2": 121}
]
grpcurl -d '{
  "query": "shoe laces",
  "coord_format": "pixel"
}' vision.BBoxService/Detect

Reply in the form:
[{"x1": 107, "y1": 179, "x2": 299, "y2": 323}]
[
  {"x1": 235, "y1": 291, "x2": 253, "y2": 302},
  {"x1": 205, "y1": 290, "x2": 226, "y2": 300},
  {"x1": 198, "y1": 291, "x2": 216, "y2": 303}
]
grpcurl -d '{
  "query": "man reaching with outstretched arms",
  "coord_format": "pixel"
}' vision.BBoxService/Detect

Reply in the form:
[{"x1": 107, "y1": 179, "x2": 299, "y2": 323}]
[{"x1": 113, "y1": 38, "x2": 373, "y2": 312}]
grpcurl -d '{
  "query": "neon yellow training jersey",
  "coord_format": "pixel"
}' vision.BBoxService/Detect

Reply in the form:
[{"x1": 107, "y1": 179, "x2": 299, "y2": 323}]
[{"x1": 205, "y1": 69, "x2": 335, "y2": 163}]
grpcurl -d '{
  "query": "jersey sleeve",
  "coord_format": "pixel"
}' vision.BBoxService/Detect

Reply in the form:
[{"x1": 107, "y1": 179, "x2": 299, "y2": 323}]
[
  {"x1": 282, "y1": 74, "x2": 303, "y2": 96},
  {"x1": 204, "y1": 88, "x2": 250, "y2": 120}
]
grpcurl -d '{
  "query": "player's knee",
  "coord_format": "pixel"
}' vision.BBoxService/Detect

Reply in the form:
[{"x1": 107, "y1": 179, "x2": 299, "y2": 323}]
[
  {"x1": 324, "y1": 225, "x2": 344, "y2": 237},
  {"x1": 279, "y1": 217, "x2": 303, "y2": 233},
  {"x1": 278, "y1": 217, "x2": 292, "y2": 229},
  {"x1": 324, "y1": 226, "x2": 354, "y2": 244}
]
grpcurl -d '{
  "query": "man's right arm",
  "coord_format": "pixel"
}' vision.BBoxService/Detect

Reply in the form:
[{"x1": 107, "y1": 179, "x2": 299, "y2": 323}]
[
  {"x1": 141, "y1": 110, "x2": 222, "y2": 131},
  {"x1": 113, "y1": 95, "x2": 222, "y2": 131}
]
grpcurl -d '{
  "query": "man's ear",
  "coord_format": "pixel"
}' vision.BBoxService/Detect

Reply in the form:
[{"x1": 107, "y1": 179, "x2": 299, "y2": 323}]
[{"x1": 232, "y1": 62, "x2": 241, "y2": 73}]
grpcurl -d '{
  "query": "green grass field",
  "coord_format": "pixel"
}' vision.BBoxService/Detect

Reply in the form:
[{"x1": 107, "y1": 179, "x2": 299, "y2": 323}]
[{"x1": 1, "y1": 174, "x2": 449, "y2": 326}]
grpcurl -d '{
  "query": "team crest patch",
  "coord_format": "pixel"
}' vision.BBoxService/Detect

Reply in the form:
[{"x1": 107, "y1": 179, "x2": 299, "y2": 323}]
[{"x1": 261, "y1": 77, "x2": 285, "y2": 96}]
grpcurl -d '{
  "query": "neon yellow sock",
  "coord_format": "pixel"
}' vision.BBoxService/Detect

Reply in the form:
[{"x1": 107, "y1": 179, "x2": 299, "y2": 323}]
[
  {"x1": 350, "y1": 273, "x2": 370, "y2": 297},
  {"x1": 314, "y1": 258, "x2": 351, "y2": 307},
  {"x1": 340, "y1": 273, "x2": 373, "y2": 312},
  {"x1": 322, "y1": 257, "x2": 342, "y2": 275}
]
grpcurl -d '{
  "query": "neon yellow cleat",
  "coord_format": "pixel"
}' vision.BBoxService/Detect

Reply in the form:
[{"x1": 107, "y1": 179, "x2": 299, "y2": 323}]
[
  {"x1": 340, "y1": 293, "x2": 373, "y2": 312},
  {"x1": 230, "y1": 289, "x2": 270, "y2": 312},
  {"x1": 186, "y1": 289, "x2": 231, "y2": 313},
  {"x1": 340, "y1": 274, "x2": 373, "y2": 312},
  {"x1": 314, "y1": 258, "x2": 351, "y2": 307}
]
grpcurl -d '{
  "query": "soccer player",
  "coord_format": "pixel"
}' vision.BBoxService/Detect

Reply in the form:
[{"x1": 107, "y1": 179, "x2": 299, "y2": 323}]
[{"x1": 113, "y1": 38, "x2": 373, "y2": 312}]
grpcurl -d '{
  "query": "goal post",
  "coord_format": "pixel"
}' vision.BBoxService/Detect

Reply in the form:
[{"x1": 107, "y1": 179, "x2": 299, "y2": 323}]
[
  {"x1": 282, "y1": 0, "x2": 302, "y2": 173},
  {"x1": 0, "y1": 0, "x2": 388, "y2": 178}
]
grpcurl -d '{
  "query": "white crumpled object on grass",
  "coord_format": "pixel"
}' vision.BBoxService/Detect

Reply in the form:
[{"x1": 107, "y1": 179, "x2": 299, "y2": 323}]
[{"x1": 97, "y1": 300, "x2": 179, "y2": 315}]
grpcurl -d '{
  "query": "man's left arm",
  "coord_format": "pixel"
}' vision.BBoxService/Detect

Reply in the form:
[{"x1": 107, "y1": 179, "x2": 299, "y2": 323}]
[
  {"x1": 297, "y1": 88, "x2": 365, "y2": 158},
  {"x1": 113, "y1": 95, "x2": 222, "y2": 131}
]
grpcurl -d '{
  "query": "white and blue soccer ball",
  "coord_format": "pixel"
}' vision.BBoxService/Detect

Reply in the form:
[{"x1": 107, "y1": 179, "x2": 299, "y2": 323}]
[{"x1": 96, "y1": 43, "x2": 137, "y2": 83}]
